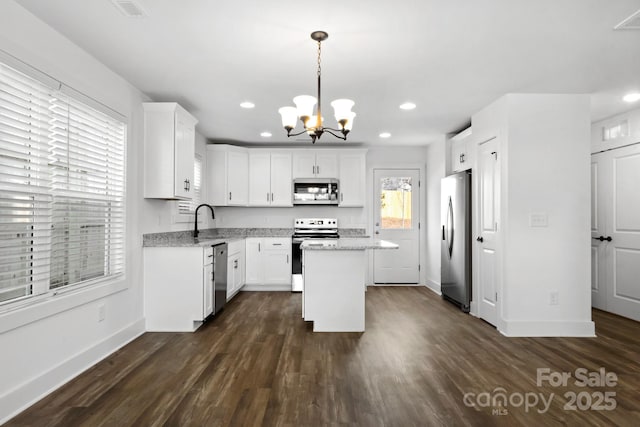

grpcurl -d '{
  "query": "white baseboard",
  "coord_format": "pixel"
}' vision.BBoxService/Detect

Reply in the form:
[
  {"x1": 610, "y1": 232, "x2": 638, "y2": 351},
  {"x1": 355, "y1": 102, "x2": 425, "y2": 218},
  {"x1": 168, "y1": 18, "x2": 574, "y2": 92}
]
[
  {"x1": 241, "y1": 285, "x2": 291, "y2": 291},
  {"x1": 424, "y1": 279, "x2": 441, "y2": 295},
  {"x1": 0, "y1": 318, "x2": 145, "y2": 425},
  {"x1": 499, "y1": 319, "x2": 596, "y2": 337}
]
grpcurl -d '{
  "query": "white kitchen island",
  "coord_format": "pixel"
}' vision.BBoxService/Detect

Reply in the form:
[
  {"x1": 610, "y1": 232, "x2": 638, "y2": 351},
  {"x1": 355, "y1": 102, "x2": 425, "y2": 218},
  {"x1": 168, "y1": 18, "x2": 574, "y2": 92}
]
[{"x1": 301, "y1": 238, "x2": 399, "y2": 332}]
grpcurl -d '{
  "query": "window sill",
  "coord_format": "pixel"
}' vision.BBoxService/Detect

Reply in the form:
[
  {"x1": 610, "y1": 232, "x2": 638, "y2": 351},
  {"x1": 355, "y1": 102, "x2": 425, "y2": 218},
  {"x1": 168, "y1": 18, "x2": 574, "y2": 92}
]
[{"x1": 0, "y1": 276, "x2": 128, "y2": 334}]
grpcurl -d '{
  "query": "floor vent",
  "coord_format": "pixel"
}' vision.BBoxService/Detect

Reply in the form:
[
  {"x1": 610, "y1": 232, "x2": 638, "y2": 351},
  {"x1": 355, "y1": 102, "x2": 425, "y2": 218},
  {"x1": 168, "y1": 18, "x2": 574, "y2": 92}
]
[
  {"x1": 110, "y1": 0, "x2": 147, "y2": 18},
  {"x1": 614, "y1": 9, "x2": 640, "y2": 30}
]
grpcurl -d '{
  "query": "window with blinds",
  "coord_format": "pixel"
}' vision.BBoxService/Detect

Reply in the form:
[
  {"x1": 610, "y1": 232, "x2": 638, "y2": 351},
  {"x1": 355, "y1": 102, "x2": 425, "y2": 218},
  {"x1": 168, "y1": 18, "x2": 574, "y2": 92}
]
[
  {"x1": 0, "y1": 61, "x2": 126, "y2": 305},
  {"x1": 177, "y1": 154, "x2": 202, "y2": 214}
]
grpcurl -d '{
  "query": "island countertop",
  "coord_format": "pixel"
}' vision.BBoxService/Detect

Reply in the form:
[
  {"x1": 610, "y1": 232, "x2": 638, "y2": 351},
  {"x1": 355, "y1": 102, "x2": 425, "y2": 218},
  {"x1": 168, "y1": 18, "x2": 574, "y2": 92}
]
[{"x1": 301, "y1": 238, "x2": 399, "y2": 251}]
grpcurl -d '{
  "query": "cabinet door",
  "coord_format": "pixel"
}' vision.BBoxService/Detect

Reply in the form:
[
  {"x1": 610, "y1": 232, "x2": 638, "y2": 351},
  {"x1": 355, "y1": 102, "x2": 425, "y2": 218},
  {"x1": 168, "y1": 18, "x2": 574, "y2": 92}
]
[
  {"x1": 315, "y1": 152, "x2": 338, "y2": 178},
  {"x1": 233, "y1": 255, "x2": 244, "y2": 292},
  {"x1": 451, "y1": 139, "x2": 470, "y2": 172},
  {"x1": 227, "y1": 254, "x2": 237, "y2": 297},
  {"x1": 227, "y1": 150, "x2": 249, "y2": 205},
  {"x1": 174, "y1": 111, "x2": 195, "y2": 199},
  {"x1": 270, "y1": 153, "x2": 293, "y2": 206},
  {"x1": 248, "y1": 152, "x2": 271, "y2": 206},
  {"x1": 263, "y1": 251, "x2": 291, "y2": 285},
  {"x1": 244, "y1": 238, "x2": 263, "y2": 284},
  {"x1": 292, "y1": 152, "x2": 317, "y2": 178},
  {"x1": 338, "y1": 153, "x2": 365, "y2": 207},
  {"x1": 203, "y1": 262, "x2": 213, "y2": 318}
]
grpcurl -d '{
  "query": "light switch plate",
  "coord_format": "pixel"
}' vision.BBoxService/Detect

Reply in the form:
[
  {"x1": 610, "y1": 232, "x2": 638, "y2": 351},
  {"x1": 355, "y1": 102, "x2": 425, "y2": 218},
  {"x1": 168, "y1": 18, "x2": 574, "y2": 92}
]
[{"x1": 529, "y1": 213, "x2": 548, "y2": 227}]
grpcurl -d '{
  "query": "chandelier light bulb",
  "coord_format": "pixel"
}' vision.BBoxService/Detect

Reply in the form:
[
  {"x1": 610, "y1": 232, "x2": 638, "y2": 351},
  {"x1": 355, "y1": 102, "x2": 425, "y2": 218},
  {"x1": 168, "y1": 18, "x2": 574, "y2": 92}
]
[
  {"x1": 343, "y1": 112, "x2": 356, "y2": 131},
  {"x1": 278, "y1": 106, "x2": 298, "y2": 131},
  {"x1": 293, "y1": 95, "x2": 317, "y2": 119}
]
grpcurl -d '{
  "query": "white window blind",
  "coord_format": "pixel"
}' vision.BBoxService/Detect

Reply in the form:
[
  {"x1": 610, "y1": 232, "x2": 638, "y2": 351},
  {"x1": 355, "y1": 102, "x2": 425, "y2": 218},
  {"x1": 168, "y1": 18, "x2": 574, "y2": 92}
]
[
  {"x1": 0, "y1": 63, "x2": 53, "y2": 303},
  {"x1": 0, "y1": 62, "x2": 126, "y2": 304},
  {"x1": 178, "y1": 154, "x2": 202, "y2": 214}
]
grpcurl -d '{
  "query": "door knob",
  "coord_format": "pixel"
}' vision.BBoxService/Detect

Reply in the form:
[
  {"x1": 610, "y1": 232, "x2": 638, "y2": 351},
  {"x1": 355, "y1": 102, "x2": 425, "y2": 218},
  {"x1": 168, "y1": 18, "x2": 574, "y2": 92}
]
[
  {"x1": 476, "y1": 236, "x2": 484, "y2": 243},
  {"x1": 605, "y1": 236, "x2": 612, "y2": 242}
]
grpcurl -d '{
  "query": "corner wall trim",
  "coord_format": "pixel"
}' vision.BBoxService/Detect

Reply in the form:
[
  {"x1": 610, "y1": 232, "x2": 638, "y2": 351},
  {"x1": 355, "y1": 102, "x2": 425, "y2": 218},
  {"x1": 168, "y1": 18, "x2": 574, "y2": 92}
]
[
  {"x1": 425, "y1": 279, "x2": 441, "y2": 295},
  {"x1": 0, "y1": 318, "x2": 145, "y2": 425}
]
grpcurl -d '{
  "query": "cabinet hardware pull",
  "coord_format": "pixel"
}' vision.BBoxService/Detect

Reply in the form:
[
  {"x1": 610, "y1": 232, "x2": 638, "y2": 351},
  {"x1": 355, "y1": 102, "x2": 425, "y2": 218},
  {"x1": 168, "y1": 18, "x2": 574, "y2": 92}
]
[
  {"x1": 267, "y1": 192, "x2": 270, "y2": 202},
  {"x1": 287, "y1": 254, "x2": 289, "y2": 263},
  {"x1": 317, "y1": 165, "x2": 319, "y2": 175},
  {"x1": 258, "y1": 243, "x2": 261, "y2": 252},
  {"x1": 460, "y1": 154, "x2": 465, "y2": 163},
  {"x1": 229, "y1": 192, "x2": 232, "y2": 201},
  {"x1": 273, "y1": 243, "x2": 282, "y2": 246},
  {"x1": 271, "y1": 193, "x2": 274, "y2": 202}
]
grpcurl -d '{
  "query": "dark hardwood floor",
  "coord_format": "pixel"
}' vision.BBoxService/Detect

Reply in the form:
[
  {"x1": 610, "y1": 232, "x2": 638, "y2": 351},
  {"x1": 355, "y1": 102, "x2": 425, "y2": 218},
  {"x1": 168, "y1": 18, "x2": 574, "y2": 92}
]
[{"x1": 6, "y1": 287, "x2": 640, "y2": 427}]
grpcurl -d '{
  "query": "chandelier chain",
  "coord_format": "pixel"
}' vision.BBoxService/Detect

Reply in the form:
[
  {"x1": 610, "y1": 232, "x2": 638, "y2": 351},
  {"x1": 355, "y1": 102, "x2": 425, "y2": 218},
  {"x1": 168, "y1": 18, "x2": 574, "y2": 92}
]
[{"x1": 317, "y1": 40, "x2": 321, "y2": 77}]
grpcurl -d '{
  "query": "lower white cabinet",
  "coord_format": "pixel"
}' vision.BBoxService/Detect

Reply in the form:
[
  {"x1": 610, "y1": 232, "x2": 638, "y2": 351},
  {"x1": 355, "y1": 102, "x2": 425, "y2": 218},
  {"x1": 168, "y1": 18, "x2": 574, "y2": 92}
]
[
  {"x1": 245, "y1": 237, "x2": 292, "y2": 289},
  {"x1": 144, "y1": 246, "x2": 214, "y2": 332},
  {"x1": 227, "y1": 239, "x2": 245, "y2": 300}
]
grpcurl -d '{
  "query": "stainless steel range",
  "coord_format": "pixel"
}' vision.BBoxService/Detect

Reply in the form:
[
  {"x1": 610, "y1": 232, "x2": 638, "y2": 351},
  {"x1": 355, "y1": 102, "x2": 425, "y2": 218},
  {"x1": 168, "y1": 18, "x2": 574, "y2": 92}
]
[{"x1": 291, "y1": 218, "x2": 339, "y2": 292}]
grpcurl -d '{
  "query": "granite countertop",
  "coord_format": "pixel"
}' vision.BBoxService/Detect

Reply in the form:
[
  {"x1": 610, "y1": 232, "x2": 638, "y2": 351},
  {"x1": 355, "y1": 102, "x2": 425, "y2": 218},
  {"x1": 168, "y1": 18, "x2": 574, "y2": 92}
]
[
  {"x1": 143, "y1": 227, "x2": 367, "y2": 247},
  {"x1": 301, "y1": 238, "x2": 399, "y2": 251}
]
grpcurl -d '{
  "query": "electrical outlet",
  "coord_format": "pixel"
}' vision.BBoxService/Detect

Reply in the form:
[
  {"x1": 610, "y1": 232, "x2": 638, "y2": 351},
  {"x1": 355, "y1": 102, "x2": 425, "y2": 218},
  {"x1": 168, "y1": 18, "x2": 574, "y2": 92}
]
[
  {"x1": 98, "y1": 304, "x2": 106, "y2": 322},
  {"x1": 549, "y1": 291, "x2": 559, "y2": 306}
]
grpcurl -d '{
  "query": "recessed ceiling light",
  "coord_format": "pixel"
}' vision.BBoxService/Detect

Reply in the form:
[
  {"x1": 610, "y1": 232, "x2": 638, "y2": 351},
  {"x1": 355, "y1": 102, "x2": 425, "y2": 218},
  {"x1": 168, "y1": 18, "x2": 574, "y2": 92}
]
[
  {"x1": 399, "y1": 102, "x2": 416, "y2": 110},
  {"x1": 379, "y1": 132, "x2": 391, "y2": 138},
  {"x1": 623, "y1": 92, "x2": 640, "y2": 103},
  {"x1": 260, "y1": 131, "x2": 272, "y2": 138},
  {"x1": 240, "y1": 101, "x2": 255, "y2": 109}
]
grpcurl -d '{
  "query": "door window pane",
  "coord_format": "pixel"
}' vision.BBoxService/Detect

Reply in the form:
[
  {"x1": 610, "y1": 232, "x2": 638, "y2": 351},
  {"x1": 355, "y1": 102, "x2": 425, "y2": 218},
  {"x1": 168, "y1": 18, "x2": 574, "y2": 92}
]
[{"x1": 380, "y1": 177, "x2": 412, "y2": 229}]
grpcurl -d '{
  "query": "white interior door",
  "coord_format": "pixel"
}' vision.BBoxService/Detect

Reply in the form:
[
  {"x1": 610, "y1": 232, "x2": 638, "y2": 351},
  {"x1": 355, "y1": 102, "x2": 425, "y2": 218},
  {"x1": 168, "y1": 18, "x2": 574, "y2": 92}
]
[
  {"x1": 373, "y1": 169, "x2": 420, "y2": 284},
  {"x1": 599, "y1": 144, "x2": 640, "y2": 321},
  {"x1": 590, "y1": 153, "x2": 607, "y2": 310},
  {"x1": 476, "y1": 138, "x2": 500, "y2": 326}
]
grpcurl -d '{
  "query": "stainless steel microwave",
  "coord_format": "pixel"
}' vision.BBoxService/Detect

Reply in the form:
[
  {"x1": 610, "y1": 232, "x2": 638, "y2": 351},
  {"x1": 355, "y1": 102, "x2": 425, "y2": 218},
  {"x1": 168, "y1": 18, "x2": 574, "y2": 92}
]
[{"x1": 293, "y1": 179, "x2": 339, "y2": 205}]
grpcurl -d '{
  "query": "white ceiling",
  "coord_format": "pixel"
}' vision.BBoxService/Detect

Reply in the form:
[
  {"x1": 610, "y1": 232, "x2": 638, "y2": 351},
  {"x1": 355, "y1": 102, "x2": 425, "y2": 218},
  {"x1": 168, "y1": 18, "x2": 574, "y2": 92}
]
[{"x1": 14, "y1": 0, "x2": 640, "y2": 146}]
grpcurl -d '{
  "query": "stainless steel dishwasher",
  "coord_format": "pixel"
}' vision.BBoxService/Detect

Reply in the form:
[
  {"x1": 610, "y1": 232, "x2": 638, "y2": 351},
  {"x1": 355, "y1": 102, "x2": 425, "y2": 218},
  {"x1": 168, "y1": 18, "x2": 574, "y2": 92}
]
[{"x1": 212, "y1": 243, "x2": 228, "y2": 315}]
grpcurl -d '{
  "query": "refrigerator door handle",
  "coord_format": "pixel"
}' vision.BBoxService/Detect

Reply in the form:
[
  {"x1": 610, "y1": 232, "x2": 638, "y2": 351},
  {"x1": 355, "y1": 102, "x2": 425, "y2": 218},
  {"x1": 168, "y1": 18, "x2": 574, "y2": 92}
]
[
  {"x1": 442, "y1": 225, "x2": 445, "y2": 240},
  {"x1": 447, "y1": 196, "x2": 454, "y2": 258}
]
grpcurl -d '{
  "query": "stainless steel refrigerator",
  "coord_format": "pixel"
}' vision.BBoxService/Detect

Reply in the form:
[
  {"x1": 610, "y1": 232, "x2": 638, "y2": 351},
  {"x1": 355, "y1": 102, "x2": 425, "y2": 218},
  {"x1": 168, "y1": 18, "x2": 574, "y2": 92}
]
[{"x1": 441, "y1": 171, "x2": 471, "y2": 312}]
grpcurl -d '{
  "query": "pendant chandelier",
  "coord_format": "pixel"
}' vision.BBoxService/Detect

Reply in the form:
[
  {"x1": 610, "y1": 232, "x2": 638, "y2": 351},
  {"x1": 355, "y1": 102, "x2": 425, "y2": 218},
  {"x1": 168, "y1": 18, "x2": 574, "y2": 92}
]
[{"x1": 278, "y1": 31, "x2": 355, "y2": 144}]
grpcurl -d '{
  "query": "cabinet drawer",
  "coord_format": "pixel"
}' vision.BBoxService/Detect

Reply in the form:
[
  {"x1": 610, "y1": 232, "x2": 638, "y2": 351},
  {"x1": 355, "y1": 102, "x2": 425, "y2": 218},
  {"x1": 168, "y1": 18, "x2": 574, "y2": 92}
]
[{"x1": 263, "y1": 238, "x2": 291, "y2": 250}]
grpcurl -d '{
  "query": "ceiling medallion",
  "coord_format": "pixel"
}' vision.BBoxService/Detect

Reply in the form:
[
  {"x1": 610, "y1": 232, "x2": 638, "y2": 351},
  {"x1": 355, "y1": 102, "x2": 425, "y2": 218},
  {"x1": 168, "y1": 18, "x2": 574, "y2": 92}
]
[{"x1": 278, "y1": 31, "x2": 355, "y2": 143}]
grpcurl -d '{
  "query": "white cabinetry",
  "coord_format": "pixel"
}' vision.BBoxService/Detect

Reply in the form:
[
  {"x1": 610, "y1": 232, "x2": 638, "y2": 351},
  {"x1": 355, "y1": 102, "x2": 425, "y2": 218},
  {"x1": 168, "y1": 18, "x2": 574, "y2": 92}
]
[
  {"x1": 449, "y1": 127, "x2": 473, "y2": 173},
  {"x1": 206, "y1": 144, "x2": 249, "y2": 206},
  {"x1": 338, "y1": 150, "x2": 366, "y2": 207},
  {"x1": 227, "y1": 239, "x2": 245, "y2": 300},
  {"x1": 248, "y1": 151, "x2": 292, "y2": 206},
  {"x1": 143, "y1": 246, "x2": 213, "y2": 332},
  {"x1": 245, "y1": 237, "x2": 292, "y2": 290},
  {"x1": 292, "y1": 151, "x2": 338, "y2": 178},
  {"x1": 143, "y1": 102, "x2": 198, "y2": 199}
]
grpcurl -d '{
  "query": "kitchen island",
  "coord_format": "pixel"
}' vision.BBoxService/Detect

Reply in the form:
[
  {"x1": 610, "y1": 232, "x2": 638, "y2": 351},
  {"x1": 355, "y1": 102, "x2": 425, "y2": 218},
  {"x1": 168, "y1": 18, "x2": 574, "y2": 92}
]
[{"x1": 301, "y1": 238, "x2": 399, "y2": 332}]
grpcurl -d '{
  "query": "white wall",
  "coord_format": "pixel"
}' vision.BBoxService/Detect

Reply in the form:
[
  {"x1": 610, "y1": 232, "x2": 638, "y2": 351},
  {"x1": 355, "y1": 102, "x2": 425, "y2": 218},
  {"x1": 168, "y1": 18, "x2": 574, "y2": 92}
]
[
  {"x1": 0, "y1": 2, "x2": 206, "y2": 422},
  {"x1": 424, "y1": 138, "x2": 446, "y2": 292},
  {"x1": 472, "y1": 94, "x2": 594, "y2": 336}
]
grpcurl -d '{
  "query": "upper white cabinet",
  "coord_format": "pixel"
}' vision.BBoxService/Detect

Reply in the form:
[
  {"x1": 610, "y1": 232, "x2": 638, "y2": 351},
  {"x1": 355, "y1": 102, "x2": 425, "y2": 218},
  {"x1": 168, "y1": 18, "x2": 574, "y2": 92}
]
[
  {"x1": 338, "y1": 150, "x2": 366, "y2": 207},
  {"x1": 206, "y1": 144, "x2": 249, "y2": 206},
  {"x1": 292, "y1": 151, "x2": 338, "y2": 178},
  {"x1": 449, "y1": 127, "x2": 473, "y2": 173},
  {"x1": 143, "y1": 102, "x2": 198, "y2": 199},
  {"x1": 248, "y1": 151, "x2": 292, "y2": 206}
]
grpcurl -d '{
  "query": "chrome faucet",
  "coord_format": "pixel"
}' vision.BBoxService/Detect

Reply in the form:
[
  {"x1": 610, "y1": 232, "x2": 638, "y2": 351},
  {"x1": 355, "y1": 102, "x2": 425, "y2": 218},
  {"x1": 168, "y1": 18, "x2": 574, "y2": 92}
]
[{"x1": 194, "y1": 204, "x2": 215, "y2": 239}]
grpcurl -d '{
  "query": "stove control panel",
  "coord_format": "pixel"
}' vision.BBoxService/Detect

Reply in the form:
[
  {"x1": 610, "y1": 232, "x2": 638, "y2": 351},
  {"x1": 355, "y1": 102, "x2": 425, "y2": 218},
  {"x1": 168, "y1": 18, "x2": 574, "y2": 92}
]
[{"x1": 294, "y1": 218, "x2": 338, "y2": 228}]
